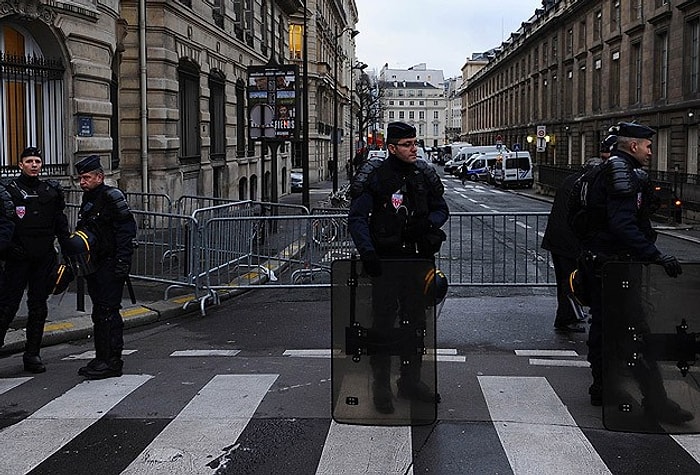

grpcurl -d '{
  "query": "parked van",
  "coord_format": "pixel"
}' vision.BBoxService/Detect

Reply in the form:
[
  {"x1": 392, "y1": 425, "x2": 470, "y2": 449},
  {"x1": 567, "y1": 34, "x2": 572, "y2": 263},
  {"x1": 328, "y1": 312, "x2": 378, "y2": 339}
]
[
  {"x1": 492, "y1": 151, "x2": 533, "y2": 188},
  {"x1": 458, "y1": 151, "x2": 504, "y2": 183},
  {"x1": 448, "y1": 145, "x2": 508, "y2": 176}
]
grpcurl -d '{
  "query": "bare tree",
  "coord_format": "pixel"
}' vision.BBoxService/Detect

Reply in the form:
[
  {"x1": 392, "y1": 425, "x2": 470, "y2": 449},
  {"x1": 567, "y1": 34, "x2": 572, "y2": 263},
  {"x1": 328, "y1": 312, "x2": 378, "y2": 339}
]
[{"x1": 355, "y1": 73, "x2": 385, "y2": 149}]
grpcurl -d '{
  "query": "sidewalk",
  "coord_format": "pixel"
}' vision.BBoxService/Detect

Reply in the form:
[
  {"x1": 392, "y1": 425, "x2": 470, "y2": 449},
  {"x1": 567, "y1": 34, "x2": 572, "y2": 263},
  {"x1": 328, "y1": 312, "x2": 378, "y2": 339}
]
[{"x1": 1, "y1": 178, "x2": 697, "y2": 355}]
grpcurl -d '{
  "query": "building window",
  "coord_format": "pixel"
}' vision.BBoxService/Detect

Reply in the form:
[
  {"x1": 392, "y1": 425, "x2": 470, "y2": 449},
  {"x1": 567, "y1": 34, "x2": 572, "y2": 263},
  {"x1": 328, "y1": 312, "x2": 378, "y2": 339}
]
[
  {"x1": 289, "y1": 23, "x2": 303, "y2": 60},
  {"x1": 178, "y1": 59, "x2": 201, "y2": 163},
  {"x1": 565, "y1": 69, "x2": 573, "y2": 117},
  {"x1": 687, "y1": 18, "x2": 700, "y2": 95},
  {"x1": 543, "y1": 42, "x2": 548, "y2": 64},
  {"x1": 419, "y1": 111, "x2": 425, "y2": 120},
  {"x1": 212, "y1": 0, "x2": 224, "y2": 28},
  {"x1": 567, "y1": 28, "x2": 573, "y2": 56},
  {"x1": 655, "y1": 30, "x2": 669, "y2": 100},
  {"x1": 417, "y1": 90, "x2": 423, "y2": 97},
  {"x1": 551, "y1": 36, "x2": 558, "y2": 62},
  {"x1": 409, "y1": 111, "x2": 414, "y2": 119},
  {"x1": 399, "y1": 100, "x2": 404, "y2": 106},
  {"x1": 0, "y1": 25, "x2": 66, "y2": 171},
  {"x1": 610, "y1": 51, "x2": 620, "y2": 108},
  {"x1": 399, "y1": 111, "x2": 405, "y2": 119},
  {"x1": 433, "y1": 111, "x2": 439, "y2": 119},
  {"x1": 433, "y1": 124, "x2": 439, "y2": 136},
  {"x1": 209, "y1": 72, "x2": 226, "y2": 162},
  {"x1": 389, "y1": 111, "x2": 395, "y2": 119},
  {"x1": 236, "y1": 79, "x2": 246, "y2": 157},
  {"x1": 578, "y1": 62, "x2": 587, "y2": 115},
  {"x1": 630, "y1": 41, "x2": 643, "y2": 105},
  {"x1": 611, "y1": 0, "x2": 620, "y2": 32},
  {"x1": 594, "y1": 10, "x2": 602, "y2": 41},
  {"x1": 578, "y1": 20, "x2": 587, "y2": 50},
  {"x1": 592, "y1": 57, "x2": 602, "y2": 111},
  {"x1": 630, "y1": 0, "x2": 643, "y2": 22}
]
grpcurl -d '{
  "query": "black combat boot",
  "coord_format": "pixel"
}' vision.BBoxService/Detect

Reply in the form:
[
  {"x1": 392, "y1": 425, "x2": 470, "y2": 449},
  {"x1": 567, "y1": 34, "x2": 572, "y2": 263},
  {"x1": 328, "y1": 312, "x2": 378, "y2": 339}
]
[
  {"x1": 79, "y1": 314, "x2": 111, "y2": 376},
  {"x1": 81, "y1": 358, "x2": 123, "y2": 380},
  {"x1": 396, "y1": 358, "x2": 440, "y2": 403},
  {"x1": 23, "y1": 311, "x2": 46, "y2": 373}
]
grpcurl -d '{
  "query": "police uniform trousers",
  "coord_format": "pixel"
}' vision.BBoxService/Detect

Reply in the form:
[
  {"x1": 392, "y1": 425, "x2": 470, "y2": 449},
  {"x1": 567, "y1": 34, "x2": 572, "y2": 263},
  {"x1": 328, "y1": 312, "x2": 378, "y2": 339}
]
[
  {"x1": 0, "y1": 250, "x2": 56, "y2": 353},
  {"x1": 85, "y1": 259, "x2": 125, "y2": 363},
  {"x1": 551, "y1": 253, "x2": 579, "y2": 326},
  {"x1": 584, "y1": 262, "x2": 669, "y2": 405},
  {"x1": 369, "y1": 258, "x2": 431, "y2": 390}
]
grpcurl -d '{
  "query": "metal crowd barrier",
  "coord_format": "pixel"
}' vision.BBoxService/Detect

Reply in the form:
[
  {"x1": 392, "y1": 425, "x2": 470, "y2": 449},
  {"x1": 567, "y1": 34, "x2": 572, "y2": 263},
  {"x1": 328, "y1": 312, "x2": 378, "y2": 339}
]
[{"x1": 64, "y1": 190, "x2": 555, "y2": 313}]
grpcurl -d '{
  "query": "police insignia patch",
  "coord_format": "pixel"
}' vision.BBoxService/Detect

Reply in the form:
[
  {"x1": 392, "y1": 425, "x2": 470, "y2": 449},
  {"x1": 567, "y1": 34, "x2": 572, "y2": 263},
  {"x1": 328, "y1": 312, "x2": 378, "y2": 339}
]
[
  {"x1": 391, "y1": 193, "x2": 403, "y2": 210},
  {"x1": 15, "y1": 206, "x2": 25, "y2": 219}
]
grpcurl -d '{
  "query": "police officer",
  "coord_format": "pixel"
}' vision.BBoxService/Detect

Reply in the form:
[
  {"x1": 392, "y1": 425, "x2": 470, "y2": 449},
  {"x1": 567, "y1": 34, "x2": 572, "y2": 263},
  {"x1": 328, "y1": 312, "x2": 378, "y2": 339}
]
[
  {"x1": 573, "y1": 122, "x2": 690, "y2": 423},
  {"x1": 541, "y1": 136, "x2": 616, "y2": 333},
  {"x1": 349, "y1": 122, "x2": 449, "y2": 414},
  {"x1": 0, "y1": 147, "x2": 70, "y2": 372},
  {"x1": 73, "y1": 155, "x2": 136, "y2": 380}
]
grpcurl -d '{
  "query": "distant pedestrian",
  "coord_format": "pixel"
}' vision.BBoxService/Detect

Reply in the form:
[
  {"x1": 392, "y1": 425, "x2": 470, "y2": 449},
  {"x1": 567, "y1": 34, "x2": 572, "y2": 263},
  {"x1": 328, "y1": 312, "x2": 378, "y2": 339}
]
[
  {"x1": 70, "y1": 155, "x2": 136, "y2": 380},
  {"x1": 0, "y1": 147, "x2": 70, "y2": 373}
]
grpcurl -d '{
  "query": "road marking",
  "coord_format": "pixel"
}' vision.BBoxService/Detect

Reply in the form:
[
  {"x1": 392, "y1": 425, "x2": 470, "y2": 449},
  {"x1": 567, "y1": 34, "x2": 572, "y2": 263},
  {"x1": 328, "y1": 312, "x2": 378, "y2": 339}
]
[
  {"x1": 516, "y1": 221, "x2": 531, "y2": 229},
  {"x1": 0, "y1": 374, "x2": 153, "y2": 474},
  {"x1": 170, "y1": 350, "x2": 241, "y2": 357},
  {"x1": 529, "y1": 358, "x2": 590, "y2": 368},
  {"x1": 479, "y1": 204, "x2": 492, "y2": 210},
  {"x1": 62, "y1": 349, "x2": 138, "y2": 360},
  {"x1": 515, "y1": 350, "x2": 579, "y2": 357},
  {"x1": 479, "y1": 376, "x2": 611, "y2": 475},
  {"x1": 537, "y1": 231, "x2": 545, "y2": 238},
  {"x1": 123, "y1": 374, "x2": 278, "y2": 474},
  {"x1": 284, "y1": 349, "x2": 332, "y2": 358},
  {"x1": 316, "y1": 421, "x2": 413, "y2": 475},
  {"x1": 0, "y1": 377, "x2": 32, "y2": 395}
]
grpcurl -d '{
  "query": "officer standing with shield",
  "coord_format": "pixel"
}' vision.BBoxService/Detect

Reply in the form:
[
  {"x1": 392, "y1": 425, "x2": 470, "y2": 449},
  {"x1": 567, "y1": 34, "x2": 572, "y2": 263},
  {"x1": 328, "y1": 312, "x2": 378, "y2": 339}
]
[
  {"x1": 71, "y1": 155, "x2": 136, "y2": 380},
  {"x1": 570, "y1": 122, "x2": 691, "y2": 423},
  {"x1": 349, "y1": 122, "x2": 449, "y2": 415},
  {"x1": 0, "y1": 147, "x2": 70, "y2": 372}
]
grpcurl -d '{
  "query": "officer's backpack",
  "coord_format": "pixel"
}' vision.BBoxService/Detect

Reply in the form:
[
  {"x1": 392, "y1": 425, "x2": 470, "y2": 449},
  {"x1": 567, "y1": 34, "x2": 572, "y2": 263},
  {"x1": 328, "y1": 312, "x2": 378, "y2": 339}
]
[{"x1": 567, "y1": 163, "x2": 606, "y2": 239}]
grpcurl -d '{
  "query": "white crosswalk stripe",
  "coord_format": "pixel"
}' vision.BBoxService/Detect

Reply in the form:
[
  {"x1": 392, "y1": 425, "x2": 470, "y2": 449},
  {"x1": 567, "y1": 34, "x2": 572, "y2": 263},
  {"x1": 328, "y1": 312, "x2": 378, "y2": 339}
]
[
  {"x1": 0, "y1": 371, "x2": 698, "y2": 473},
  {"x1": 479, "y1": 375, "x2": 611, "y2": 475},
  {"x1": 122, "y1": 374, "x2": 277, "y2": 474},
  {"x1": 0, "y1": 374, "x2": 152, "y2": 474}
]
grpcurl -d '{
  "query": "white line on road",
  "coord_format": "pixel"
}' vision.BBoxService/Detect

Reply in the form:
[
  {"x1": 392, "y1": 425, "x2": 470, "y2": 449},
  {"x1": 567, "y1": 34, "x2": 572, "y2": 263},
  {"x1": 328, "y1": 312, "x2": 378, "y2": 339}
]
[
  {"x1": 0, "y1": 374, "x2": 153, "y2": 474},
  {"x1": 63, "y1": 349, "x2": 138, "y2": 360},
  {"x1": 479, "y1": 376, "x2": 611, "y2": 475},
  {"x1": 316, "y1": 421, "x2": 413, "y2": 475},
  {"x1": 516, "y1": 221, "x2": 531, "y2": 229},
  {"x1": 122, "y1": 374, "x2": 278, "y2": 474},
  {"x1": 170, "y1": 350, "x2": 241, "y2": 357},
  {"x1": 515, "y1": 350, "x2": 579, "y2": 357},
  {"x1": 528, "y1": 358, "x2": 590, "y2": 368},
  {"x1": 479, "y1": 204, "x2": 492, "y2": 210},
  {"x1": 0, "y1": 377, "x2": 32, "y2": 395}
]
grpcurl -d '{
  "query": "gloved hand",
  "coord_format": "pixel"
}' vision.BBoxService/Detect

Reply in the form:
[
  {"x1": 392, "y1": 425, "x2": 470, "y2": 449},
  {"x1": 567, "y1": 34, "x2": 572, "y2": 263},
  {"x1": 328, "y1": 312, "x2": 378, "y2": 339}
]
[
  {"x1": 114, "y1": 259, "x2": 131, "y2": 278},
  {"x1": 655, "y1": 254, "x2": 682, "y2": 278},
  {"x1": 361, "y1": 251, "x2": 382, "y2": 277},
  {"x1": 405, "y1": 217, "x2": 431, "y2": 241}
]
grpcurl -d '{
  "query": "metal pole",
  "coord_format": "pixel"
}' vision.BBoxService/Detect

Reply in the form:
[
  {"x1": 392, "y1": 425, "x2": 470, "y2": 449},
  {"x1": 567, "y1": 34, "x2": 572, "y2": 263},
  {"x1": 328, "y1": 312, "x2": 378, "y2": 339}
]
[
  {"x1": 301, "y1": 3, "x2": 310, "y2": 208},
  {"x1": 332, "y1": 25, "x2": 339, "y2": 192},
  {"x1": 349, "y1": 69, "x2": 354, "y2": 179}
]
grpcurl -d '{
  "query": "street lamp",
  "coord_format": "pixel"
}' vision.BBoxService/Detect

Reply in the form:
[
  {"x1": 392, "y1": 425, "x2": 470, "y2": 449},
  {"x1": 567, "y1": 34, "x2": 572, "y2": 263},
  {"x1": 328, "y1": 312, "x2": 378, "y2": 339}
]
[
  {"x1": 332, "y1": 27, "x2": 359, "y2": 192},
  {"x1": 349, "y1": 61, "x2": 368, "y2": 177}
]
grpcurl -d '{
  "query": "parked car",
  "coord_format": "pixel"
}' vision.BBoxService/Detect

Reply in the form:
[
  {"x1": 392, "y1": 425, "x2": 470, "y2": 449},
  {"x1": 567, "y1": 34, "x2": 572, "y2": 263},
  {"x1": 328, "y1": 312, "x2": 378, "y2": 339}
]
[{"x1": 290, "y1": 169, "x2": 303, "y2": 193}]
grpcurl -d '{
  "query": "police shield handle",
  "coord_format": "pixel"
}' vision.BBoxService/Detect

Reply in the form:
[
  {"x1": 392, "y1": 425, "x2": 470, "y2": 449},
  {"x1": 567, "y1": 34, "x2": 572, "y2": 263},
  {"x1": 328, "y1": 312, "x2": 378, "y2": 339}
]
[{"x1": 655, "y1": 254, "x2": 682, "y2": 278}]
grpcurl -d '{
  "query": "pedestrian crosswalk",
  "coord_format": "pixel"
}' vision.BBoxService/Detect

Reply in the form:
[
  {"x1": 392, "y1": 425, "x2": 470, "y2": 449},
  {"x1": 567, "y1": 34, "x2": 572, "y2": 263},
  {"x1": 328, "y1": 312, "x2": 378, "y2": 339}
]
[{"x1": 1, "y1": 354, "x2": 699, "y2": 474}]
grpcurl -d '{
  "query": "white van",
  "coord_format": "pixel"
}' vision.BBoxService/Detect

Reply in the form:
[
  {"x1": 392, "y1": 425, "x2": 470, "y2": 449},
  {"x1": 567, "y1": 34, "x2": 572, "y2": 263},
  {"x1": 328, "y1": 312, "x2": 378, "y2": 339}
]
[
  {"x1": 458, "y1": 151, "x2": 504, "y2": 183},
  {"x1": 492, "y1": 151, "x2": 533, "y2": 188}
]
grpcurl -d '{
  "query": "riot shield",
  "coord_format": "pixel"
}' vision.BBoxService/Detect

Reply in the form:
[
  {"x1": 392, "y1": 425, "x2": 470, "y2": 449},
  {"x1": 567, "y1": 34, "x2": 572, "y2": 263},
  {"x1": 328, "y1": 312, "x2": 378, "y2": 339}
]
[
  {"x1": 331, "y1": 257, "x2": 438, "y2": 426},
  {"x1": 602, "y1": 262, "x2": 700, "y2": 433}
]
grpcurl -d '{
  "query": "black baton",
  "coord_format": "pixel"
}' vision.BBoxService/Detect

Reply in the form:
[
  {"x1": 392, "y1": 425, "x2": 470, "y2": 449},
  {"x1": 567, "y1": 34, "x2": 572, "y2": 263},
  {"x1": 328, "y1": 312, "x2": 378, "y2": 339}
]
[{"x1": 126, "y1": 275, "x2": 136, "y2": 304}]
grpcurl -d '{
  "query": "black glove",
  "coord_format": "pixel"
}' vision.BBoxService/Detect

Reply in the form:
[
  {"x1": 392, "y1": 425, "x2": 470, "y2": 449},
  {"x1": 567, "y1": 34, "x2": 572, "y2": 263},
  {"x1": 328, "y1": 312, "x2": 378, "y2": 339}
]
[
  {"x1": 655, "y1": 254, "x2": 682, "y2": 278},
  {"x1": 361, "y1": 251, "x2": 382, "y2": 277},
  {"x1": 114, "y1": 259, "x2": 131, "y2": 278}
]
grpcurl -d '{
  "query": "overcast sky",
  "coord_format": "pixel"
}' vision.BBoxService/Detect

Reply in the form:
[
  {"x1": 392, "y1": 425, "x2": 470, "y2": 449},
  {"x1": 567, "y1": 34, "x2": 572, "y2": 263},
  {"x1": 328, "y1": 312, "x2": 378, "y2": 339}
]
[{"x1": 353, "y1": 0, "x2": 544, "y2": 79}]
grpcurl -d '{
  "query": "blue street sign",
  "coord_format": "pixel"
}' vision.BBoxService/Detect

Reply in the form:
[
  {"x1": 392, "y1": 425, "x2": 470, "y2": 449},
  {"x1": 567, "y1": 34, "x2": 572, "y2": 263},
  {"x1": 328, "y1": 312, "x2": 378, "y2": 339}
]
[{"x1": 513, "y1": 143, "x2": 521, "y2": 151}]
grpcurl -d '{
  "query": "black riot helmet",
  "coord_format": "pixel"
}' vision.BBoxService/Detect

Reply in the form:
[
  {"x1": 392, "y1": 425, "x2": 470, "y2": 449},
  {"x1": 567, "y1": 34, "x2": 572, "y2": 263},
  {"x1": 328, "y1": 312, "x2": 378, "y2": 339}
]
[
  {"x1": 63, "y1": 229, "x2": 98, "y2": 276},
  {"x1": 423, "y1": 267, "x2": 448, "y2": 307}
]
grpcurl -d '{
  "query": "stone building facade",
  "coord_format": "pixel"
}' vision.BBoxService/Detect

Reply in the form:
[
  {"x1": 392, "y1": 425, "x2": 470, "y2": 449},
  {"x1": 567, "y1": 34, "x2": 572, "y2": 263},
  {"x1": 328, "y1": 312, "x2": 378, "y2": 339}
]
[
  {"x1": 0, "y1": 0, "x2": 359, "y2": 202},
  {"x1": 463, "y1": 0, "x2": 699, "y2": 176}
]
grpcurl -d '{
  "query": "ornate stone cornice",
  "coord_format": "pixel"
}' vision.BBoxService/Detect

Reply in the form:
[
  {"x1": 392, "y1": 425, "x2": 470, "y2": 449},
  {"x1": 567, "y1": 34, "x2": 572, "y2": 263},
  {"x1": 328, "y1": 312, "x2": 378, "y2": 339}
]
[{"x1": 0, "y1": 0, "x2": 57, "y2": 23}]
